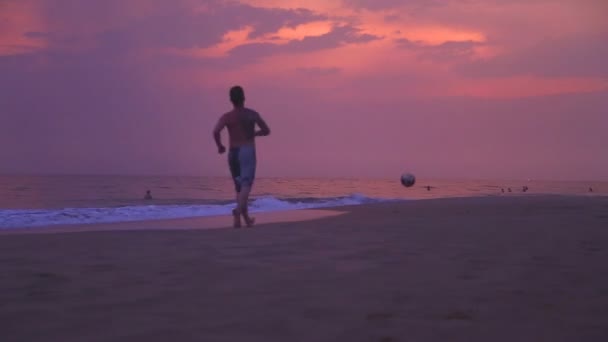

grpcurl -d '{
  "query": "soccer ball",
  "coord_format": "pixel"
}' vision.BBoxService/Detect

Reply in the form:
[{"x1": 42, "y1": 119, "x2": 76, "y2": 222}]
[{"x1": 400, "y1": 173, "x2": 416, "y2": 187}]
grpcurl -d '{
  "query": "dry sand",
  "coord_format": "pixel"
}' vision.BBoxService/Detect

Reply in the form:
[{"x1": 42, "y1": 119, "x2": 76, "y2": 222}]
[{"x1": 1, "y1": 195, "x2": 607, "y2": 342}]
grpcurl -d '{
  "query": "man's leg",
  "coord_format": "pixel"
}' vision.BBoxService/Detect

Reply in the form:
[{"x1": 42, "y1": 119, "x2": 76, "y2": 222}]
[
  {"x1": 228, "y1": 148, "x2": 242, "y2": 228},
  {"x1": 237, "y1": 145, "x2": 257, "y2": 227},
  {"x1": 232, "y1": 198, "x2": 242, "y2": 228},
  {"x1": 237, "y1": 185, "x2": 254, "y2": 227}
]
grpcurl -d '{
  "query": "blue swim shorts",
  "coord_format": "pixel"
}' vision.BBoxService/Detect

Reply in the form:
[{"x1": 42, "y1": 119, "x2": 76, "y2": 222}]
[{"x1": 228, "y1": 145, "x2": 257, "y2": 192}]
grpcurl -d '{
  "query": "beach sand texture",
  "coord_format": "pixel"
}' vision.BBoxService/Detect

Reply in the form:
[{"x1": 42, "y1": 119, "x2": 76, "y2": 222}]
[{"x1": 1, "y1": 195, "x2": 608, "y2": 341}]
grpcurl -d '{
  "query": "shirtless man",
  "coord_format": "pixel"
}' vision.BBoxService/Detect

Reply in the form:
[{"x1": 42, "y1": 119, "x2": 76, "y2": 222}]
[{"x1": 213, "y1": 86, "x2": 271, "y2": 228}]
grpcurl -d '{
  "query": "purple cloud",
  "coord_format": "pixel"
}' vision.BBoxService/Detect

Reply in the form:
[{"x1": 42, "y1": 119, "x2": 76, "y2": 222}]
[
  {"x1": 456, "y1": 34, "x2": 608, "y2": 77},
  {"x1": 226, "y1": 25, "x2": 381, "y2": 61},
  {"x1": 344, "y1": 0, "x2": 447, "y2": 11},
  {"x1": 28, "y1": 0, "x2": 325, "y2": 52},
  {"x1": 122, "y1": 4, "x2": 324, "y2": 49},
  {"x1": 395, "y1": 38, "x2": 484, "y2": 62}
]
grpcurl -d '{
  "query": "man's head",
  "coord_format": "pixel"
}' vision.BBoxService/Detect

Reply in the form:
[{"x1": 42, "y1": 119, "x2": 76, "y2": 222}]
[{"x1": 230, "y1": 85, "x2": 245, "y2": 107}]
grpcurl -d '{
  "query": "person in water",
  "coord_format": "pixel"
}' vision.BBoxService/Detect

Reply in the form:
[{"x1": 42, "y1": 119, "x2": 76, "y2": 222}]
[
  {"x1": 144, "y1": 190, "x2": 152, "y2": 200},
  {"x1": 213, "y1": 85, "x2": 271, "y2": 228}
]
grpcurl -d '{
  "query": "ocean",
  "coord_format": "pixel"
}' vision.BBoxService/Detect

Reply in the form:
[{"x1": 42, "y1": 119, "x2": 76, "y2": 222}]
[{"x1": 0, "y1": 175, "x2": 604, "y2": 229}]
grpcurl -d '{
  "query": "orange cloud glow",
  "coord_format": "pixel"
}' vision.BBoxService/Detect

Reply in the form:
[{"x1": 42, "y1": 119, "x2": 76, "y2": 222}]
[
  {"x1": 167, "y1": 20, "x2": 335, "y2": 59},
  {"x1": 272, "y1": 21, "x2": 334, "y2": 41},
  {"x1": 0, "y1": 1, "x2": 47, "y2": 56}
]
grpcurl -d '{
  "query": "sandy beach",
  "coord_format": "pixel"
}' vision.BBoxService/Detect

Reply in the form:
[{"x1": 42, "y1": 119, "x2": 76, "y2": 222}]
[{"x1": 1, "y1": 195, "x2": 607, "y2": 342}]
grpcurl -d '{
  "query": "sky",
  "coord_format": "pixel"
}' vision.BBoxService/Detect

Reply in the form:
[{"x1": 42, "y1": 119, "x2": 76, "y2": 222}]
[{"x1": 1, "y1": 0, "x2": 607, "y2": 181}]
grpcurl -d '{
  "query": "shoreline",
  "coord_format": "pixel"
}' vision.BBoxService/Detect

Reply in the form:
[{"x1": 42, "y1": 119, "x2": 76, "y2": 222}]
[
  {"x1": 0, "y1": 194, "x2": 604, "y2": 235},
  {"x1": 0, "y1": 208, "x2": 347, "y2": 235}
]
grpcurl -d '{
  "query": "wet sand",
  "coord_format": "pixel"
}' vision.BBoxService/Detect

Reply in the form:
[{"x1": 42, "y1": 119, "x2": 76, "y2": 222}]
[{"x1": 1, "y1": 195, "x2": 607, "y2": 341}]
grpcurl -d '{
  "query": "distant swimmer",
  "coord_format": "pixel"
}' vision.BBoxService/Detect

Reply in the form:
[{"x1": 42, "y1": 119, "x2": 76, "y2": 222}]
[
  {"x1": 426, "y1": 185, "x2": 431, "y2": 191},
  {"x1": 144, "y1": 190, "x2": 152, "y2": 200},
  {"x1": 589, "y1": 187, "x2": 593, "y2": 193},
  {"x1": 522, "y1": 186, "x2": 529, "y2": 192},
  {"x1": 508, "y1": 188, "x2": 512, "y2": 193},
  {"x1": 501, "y1": 188, "x2": 505, "y2": 193}
]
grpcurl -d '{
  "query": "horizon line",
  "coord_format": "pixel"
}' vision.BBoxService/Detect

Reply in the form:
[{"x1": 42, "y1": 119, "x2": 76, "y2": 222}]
[{"x1": 0, "y1": 172, "x2": 605, "y2": 184}]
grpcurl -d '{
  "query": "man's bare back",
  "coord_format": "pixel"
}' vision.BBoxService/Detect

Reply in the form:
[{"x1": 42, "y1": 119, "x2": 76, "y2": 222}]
[{"x1": 219, "y1": 108, "x2": 266, "y2": 148}]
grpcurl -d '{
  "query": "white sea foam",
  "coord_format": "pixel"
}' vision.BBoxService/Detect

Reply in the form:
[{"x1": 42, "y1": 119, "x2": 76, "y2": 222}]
[{"x1": 0, "y1": 194, "x2": 396, "y2": 229}]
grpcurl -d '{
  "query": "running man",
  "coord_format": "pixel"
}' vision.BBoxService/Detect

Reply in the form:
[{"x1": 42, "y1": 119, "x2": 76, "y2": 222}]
[{"x1": 213, "y1": 86, "x2": 271, "y2": 228}]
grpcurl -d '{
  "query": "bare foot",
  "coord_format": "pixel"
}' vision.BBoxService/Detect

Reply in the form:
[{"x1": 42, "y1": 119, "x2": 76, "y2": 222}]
[
  {"x1": 244, "y1": 215, "x2": 255, "y2": 228},
  {"x1": 232, "y1": 209, "x2": 241, "y2": 228}
]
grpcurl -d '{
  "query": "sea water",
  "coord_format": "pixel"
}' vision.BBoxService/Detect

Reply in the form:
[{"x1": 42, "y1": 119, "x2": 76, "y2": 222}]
[{"x1": 0, "y1": 175, "x2": 604, "y2": 229}]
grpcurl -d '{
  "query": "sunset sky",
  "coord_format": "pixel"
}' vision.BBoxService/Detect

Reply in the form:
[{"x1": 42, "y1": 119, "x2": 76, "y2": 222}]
[{"x1": 1, "y1": 0, "x2": 607, "y2": 180}]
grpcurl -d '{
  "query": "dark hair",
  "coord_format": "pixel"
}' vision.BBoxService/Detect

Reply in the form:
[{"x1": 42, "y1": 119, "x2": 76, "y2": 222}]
[{"x1": 229, "y1": 86, "x2": 245, "y2": 107}]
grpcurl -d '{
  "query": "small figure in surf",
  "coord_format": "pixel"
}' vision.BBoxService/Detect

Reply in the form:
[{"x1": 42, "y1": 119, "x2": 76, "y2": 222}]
[
  {"x1": 213, "y1": 86, "x2": 271, "y2": 228},
  {"x1": 144, "y1": 190, "x2": 152, "y2": 200}
]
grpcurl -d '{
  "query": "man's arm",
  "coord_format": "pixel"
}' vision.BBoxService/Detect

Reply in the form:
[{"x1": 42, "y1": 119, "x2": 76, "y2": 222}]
[
  {"x1": 254, "y1": 112, "x2": 271, "y2": 137},
  {"x1": 213, "y1": 116, "x2": 227, "y2": 153}
]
